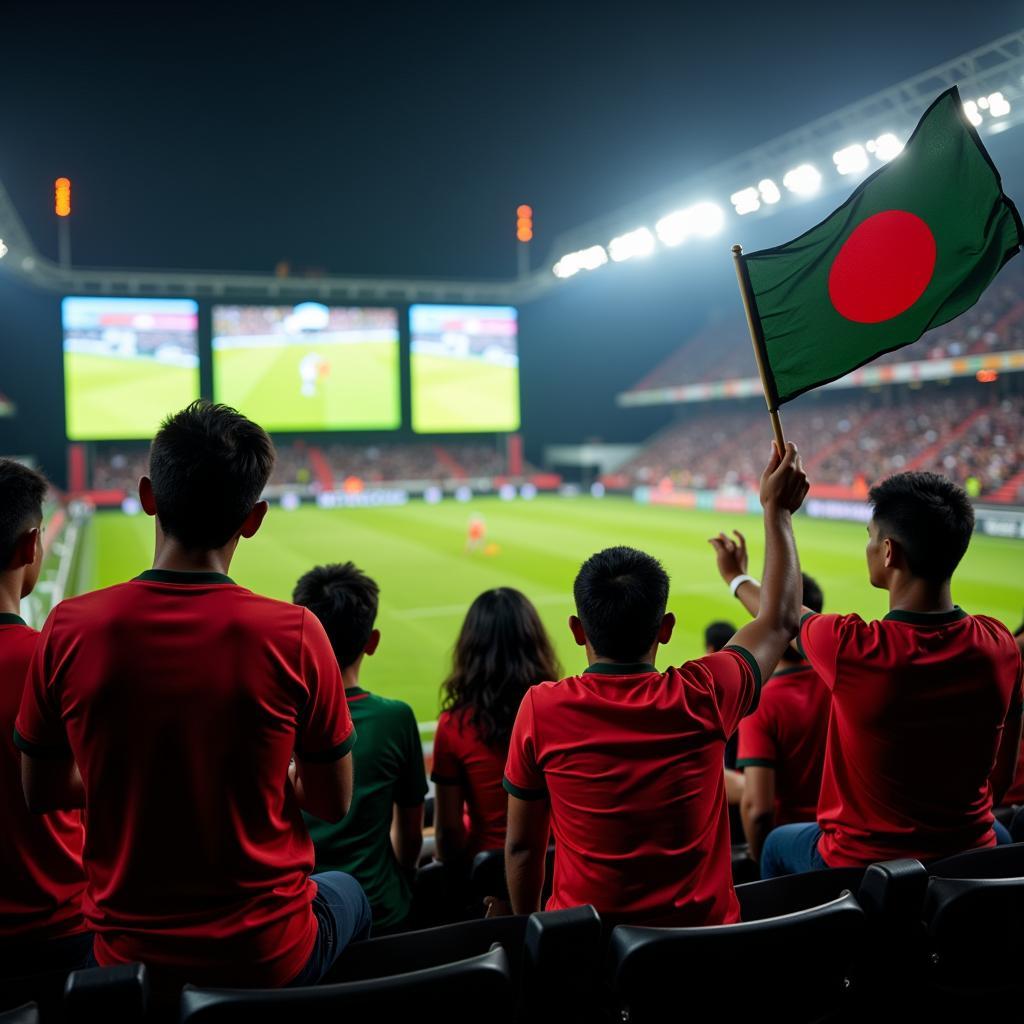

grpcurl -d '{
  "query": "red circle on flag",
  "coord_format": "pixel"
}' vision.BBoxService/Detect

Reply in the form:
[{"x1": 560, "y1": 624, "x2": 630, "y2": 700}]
[{"x1": 828, "y1": 210, "x2": 936, "y2": 323}]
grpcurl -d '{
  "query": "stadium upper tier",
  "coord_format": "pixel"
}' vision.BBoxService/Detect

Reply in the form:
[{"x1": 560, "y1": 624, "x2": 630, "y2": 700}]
[
  {"x1": 612, "y1": 381, "x2": 1024, "y2": 504},
  {"x1": 622, "y1": 262, "x2": 1024, "y2": 402}
]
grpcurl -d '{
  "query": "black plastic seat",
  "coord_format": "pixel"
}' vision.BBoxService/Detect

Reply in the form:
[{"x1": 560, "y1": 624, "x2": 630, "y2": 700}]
[
  {"x1": 0, "y1": 1005, "x2": 38, "y2": 1024},
  {"x1": 521, "y1": 905, "x2": 602, "y2": 1023},
  {"x1": 410, "y1": 860, "x2": 467, "y2": 927},
  {"x1": 609, "y1": 892, "x2": 866, "y2": 1023},
  {"x1": 736, "y1": 866, "x2": 865, "y2": 921},
  {"x1": 929, "y1": 841, "x2": 1024, "y2": 879},
  {"x1": 1011, "y1": 806, "x2": 1024, "y2": 844},
  {"x1": 180, "y1": 943, "x2": 513, "y2": 1023},
  {"x1": 470, "y1": 849, "x2": 508, "y2": 905},
  {"x1": 64, "y1": 963, "x2": 149, "y2": 1023}
]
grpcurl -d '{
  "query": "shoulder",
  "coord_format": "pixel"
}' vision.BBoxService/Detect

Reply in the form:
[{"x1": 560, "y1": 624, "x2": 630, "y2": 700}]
[
  {"x1": 369, "y1": 692, "x2": 419, "y2": 724},
  {"x1": 969, "y1": 615, "x2": 1022, "y2": 656}
]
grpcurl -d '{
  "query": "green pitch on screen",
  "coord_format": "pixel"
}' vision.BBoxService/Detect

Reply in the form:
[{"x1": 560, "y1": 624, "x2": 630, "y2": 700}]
[
  {"x1": 81, "y1": 497, "x2": 1021, "y2": 730},
  {"x1": 411, "y1": 355, "x2": 520, "y2": 433},
  {"x1": 64, "y1": 352, "x2": 199, "y2": 441},
  {"x1": 214, "y1": 341, "x2": 400, "y2": 432}
]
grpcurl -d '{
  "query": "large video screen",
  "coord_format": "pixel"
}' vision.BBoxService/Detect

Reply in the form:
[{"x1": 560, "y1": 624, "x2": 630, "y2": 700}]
[
  {"x1": 410, "y1": 304, "x2": 520, "y2": 433},
  {"x1": 62, "y1": 297, "x2": 200, "y2": 441},
  {"x1": 212, "y1": 304, "x2": 400, "y2": 432}
]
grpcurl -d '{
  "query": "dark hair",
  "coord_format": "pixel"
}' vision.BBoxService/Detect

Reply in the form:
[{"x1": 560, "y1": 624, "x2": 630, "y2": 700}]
[
  {"x1": 293, "y1": 562, "x2": 380, "y2": 669},
  {"x1": 149, "y1": 401, "x2": 275, "y2": 550},
  {"x1": 801, "y1": 573, "x2": 824, "y2": 614},
  {"x1": 0, "y1": 459, "x2": 47, "y2": 568},
  {"x1": 574, "y1": 546, "x2": 669, "y2": 661},
  {"x1": 442, "y1": 588, "x2": 561, "y2": 748},
  {"x1": 869, "y1": 472, "x2": 974, "y2": 583},
  {"x1": 704, "y1": 620, "x2": 735, "y2": 653}
]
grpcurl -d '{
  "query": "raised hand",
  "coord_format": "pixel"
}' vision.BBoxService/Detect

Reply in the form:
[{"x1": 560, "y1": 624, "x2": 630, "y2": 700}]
[
  {"x1": 759, "y1": 442, "x2": 809, "y2": 514},
  {"x1": 708, "y1": 530, "x2": 749, "y2": 584}
]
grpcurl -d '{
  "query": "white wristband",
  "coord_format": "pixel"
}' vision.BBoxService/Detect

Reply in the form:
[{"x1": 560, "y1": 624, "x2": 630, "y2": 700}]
[{"x1": 729, "y1": 574, "x2": 759, "y2": 597}]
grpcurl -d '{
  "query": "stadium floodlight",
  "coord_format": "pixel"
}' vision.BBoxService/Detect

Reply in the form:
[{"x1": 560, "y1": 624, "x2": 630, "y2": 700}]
[
  {"x1": 871, "y1": 133, "x2": 904, "y2": 162},
  {"x1": 962, "y1": 100, "x2": 983, "y2": 126},
  {"x1": 552, "y1": 244, "x2": 609, "y2": 278},
  {"x1": 988, "y1": 91, "x2": 1011, "y2": 117},
  {"x1": 833, "y1": 144, "x2": 869, "y2": 176},
  {"x1": 730, "y1": 187, "x2": 761, "y2": 215},
  {"x1": 656, "y1": 202, "x2": 726, "y2": 246},
  {"x1": 686, "y1": 201, "x2": 725, "y2": 236},
  {"x1": 758, "y1": 178, "x2": 781, "y2": 204},
  {"x1": 782, "y1": 164, "x2": 822, "y2": 196},
  {"x1": 0, "y1": 239, "x2": 7, "y2": 260},
  {"x1": 608, "y1": 227, "x2": 656, "y2": 262}
]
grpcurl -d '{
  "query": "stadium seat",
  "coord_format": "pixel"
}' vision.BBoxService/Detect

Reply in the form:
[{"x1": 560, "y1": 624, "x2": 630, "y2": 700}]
[
  {"x1": 929, "y1": 842, "x2": 1024, "y2": 879},
  {"x1": 64, "y1": 963, "x2": 149, "y2": 1023},
  {"x1": 410, "y1": 860, "x2": 467, "y2": 926},
  {"x1": 1011, "y1": 806, "x2": 1024, "y2": 844},
  {"x1": 469, "y1": 846, "x2": 556, "y2": 916},
  {"x1": 735, "y1": 866, "x2": 865, "y2": 920},
  {"x1": 609, "y1": 892, "x2": 866, "y2": 1023},
  {"x1": 179, "y1": 944, "x2": 514, "y2": 1023},
  {"x1": 730, "y1": 843, "x2": 760, "y2": 885},
  {"x1": 0, "y1": 968, "x2": 73, "y2": 1021},
  {"x1": 0, "y1": 1006, "x2": 38, "y2": 1024}
]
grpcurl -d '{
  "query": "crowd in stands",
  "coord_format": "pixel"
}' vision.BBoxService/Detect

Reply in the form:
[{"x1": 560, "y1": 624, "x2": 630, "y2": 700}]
[
  {"x1": 3, "y1": 401, "x2": 1023, "y2": 1018},
  {"x1": 628, "y1": 260, "x2": 1024, "y2": 394},
  {"x1": 617, "y1": 385, "x2": 1024, "y2": 500}
]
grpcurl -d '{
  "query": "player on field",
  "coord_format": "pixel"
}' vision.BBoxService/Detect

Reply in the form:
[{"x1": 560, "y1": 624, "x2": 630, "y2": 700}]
[
  {"x1": 716, "y1": 472, "x2": 1023, "y2": 876},
  {"x1": 501, "y1": 442, "x2": 808, "y2": 925},
  {"x1": 0, "y1": 460, "x2": 88, "y2": 980},
  {"x1": 465, "y1": 514, "x2": 486, "y2": 553},
  {"x1": 294, "y1": 562, "x2": 428, "y2": 935},
  {"x1": 432, "y1": 589, "x2": 560, "y2": 869},
  {"x1": 299, "y1": 351, "x2": 324, "y2": 397},
  {"x1": 16, "y1": 402, "x2": 370, "y2": 990}
]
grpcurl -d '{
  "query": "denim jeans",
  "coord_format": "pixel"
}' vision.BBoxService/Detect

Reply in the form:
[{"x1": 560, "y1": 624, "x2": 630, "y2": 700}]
[{"x1": 287, "y1": 871, "x2": 372, "y2": 987}]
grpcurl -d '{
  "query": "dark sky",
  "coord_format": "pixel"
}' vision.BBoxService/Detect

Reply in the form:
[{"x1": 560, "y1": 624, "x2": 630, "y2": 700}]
[{"x1": 3, "y1": 1, "x2": 1020, "y2": 280}]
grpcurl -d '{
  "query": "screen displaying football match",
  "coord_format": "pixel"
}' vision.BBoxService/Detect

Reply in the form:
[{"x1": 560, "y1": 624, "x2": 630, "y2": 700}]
[
  {"x1": 410, "y1": 304, "x2": 520, "y2": 433},
  {"x1": 212, "y1": 304, "x2": 400, "y2": 432},
  {"x1": 62, "y1": 296, "x2": 200, "y2": 441}
]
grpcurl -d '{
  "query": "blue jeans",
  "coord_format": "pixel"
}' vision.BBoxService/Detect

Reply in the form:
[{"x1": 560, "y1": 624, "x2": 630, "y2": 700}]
[
  {"x1": 287, "y1": 871, "x2": 372, "y2": 987},
  {"x1": 762, "y1": 821, "x2": 1014, "y2": 879}
]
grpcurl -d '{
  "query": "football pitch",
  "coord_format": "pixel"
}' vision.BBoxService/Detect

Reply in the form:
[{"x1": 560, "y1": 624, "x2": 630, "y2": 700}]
[
  {"x1": 213, "y1": 341, "x2": 401, "y2": 432},
  {"x1": 81, "y1": 496, "x2": 1022, "y2": 729},
  {"x1": 64, "y1": 353, "x2": 199, "y2": 440},
  {"x1": 411, "y1": 355, "x2": 519, "y2": 433}
]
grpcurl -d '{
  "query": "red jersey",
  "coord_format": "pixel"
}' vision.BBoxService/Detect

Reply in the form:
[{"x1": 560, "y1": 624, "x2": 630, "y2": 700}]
[
  {"x1": 431, "y1": 706, "x2": 508, "y2": 855},
  {"x1": 1004, "y1": 746, "x2": 1024, "y2": 806},
  {"x1": 0, "y1": 614, "x2": 85, "y2": 940},
  {"x1": 503, "y1": 648, "x2": 760, "y2": 926},
  {"x1": 736, "y1": 662, "x2": 830, "y2": 824},
  {"x1": 15, "y1": 570, "x2": 354, "y2": 987},
  {"x1": 799, "y1": 608, "x2": 1023, "y2": 867}
]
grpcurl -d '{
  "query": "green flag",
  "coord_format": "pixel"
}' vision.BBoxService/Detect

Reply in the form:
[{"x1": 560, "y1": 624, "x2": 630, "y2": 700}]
[{"x1": 738, "y1": 86, "x2": 1023, "y2": 408}]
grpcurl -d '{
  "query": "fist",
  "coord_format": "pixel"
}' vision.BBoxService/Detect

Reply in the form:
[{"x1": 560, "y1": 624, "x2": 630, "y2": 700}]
[{"x1": 759, "y1": 442, "x2": 809, "y2": 514}]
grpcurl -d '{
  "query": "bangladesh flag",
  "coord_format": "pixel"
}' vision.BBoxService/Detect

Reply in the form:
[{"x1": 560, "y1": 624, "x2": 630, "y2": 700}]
[{"x1": 738, "y1": 86, "x2": 1023, "y2": 407}]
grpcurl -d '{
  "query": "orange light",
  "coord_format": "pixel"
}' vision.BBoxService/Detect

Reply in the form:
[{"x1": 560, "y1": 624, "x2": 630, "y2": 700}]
[
  {"x1": 976, "y1": 369, "x2": 998, "y2": 383},
  {"x1": 516, "y1": 204, "x2": 533, "y2": 243},
  {"x1": 516, "y1": 204, "x2": 532, "y2": 218},
  {"x1": 55, "y1": 177, "x2": 71, "y2": 217}
]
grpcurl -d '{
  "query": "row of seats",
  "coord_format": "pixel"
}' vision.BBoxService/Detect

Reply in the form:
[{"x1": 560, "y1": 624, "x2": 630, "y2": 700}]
[{"x1": 6, "y1": 842, "x2": 1024, "y2": 1023}]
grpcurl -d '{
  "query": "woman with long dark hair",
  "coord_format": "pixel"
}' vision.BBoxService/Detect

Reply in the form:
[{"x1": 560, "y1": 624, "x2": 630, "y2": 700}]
[{"x1": 431, "y1": 588, "x2": 560, "y2": 864}]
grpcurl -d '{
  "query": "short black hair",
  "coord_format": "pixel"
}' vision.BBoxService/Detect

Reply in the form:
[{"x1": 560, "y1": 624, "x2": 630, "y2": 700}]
[
  {"x1": 801, "y1": 573, "x2": 824, "y2": 614},
  {"x1": 704, "y1": 620, "x2": 735, "y2": 653},
  {"x1": 149, "y1": 402, "x2": 275, "y2": 550},
  {"x1": 574, "y1": 546, "x2": 670, "y2": 661},
  {"x1": 869, "y1": 472, "x2": 974, "y2": 583},
  {"x1": 293, "y1": 562, "x2": 380, "y2": 669},
  {"x1": 0, "y1": 459, "x2": 47, "y2": 568}
]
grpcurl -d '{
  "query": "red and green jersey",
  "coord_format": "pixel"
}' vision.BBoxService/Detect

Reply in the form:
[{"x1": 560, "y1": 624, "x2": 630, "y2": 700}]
[
  {"x1": 736, "y1": 661, "x2": 830, "y2": 824},
  {"x1": 503, "y1": 648, "x2": 760, "y2": 926},
  {"x1": 799, "y1": 608, "x2": 1023, "y2": 866},
  {"x1": 15, "y1": 570, "x2": 354, "y2": 987},
  {"x1": 0, "y1": 615, "x2": 85, "y2": 940}
]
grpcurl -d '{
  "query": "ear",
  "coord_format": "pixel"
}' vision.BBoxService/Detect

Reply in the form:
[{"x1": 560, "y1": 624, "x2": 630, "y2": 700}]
[
  {"x1": 883, "y1": 537, "x2": 897, "y2": 570},
  {"x1": 364, "y1": 628, "x2": 381, "y2": 656},
  {"x1": 658, "y1": 611, "x2": 676, "y2": 645},
  {"x1": 239, "y1": 500, "x2": 269, "y2": 540},
  {"x1": 568, "y1": 615, "x2": 587, "y2": 648},
  {"x1": 139, "y1": 476, "x2": 158, "y2": 517},
  {"x1": 10, "y1": 527, "x2": 39, "y2": 570}
]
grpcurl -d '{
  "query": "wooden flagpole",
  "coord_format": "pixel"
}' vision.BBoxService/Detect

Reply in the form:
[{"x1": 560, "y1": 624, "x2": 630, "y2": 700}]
[{"x1": 731, "y1": 243, "x2": 786, "y2": 452}]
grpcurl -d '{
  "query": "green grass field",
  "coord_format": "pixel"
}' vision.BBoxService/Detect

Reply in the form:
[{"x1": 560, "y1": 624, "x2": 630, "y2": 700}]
[
  {"x1": 80, "y1": 496, "x2": 1022, "y2": 728},
  {"x1": 213, "y1": 342, "x2": 400, "y2": 431},
  {"x1": 65, "y1": 353, "x2": 199, "y2": 440},
  {"x1": 411, "y1": 355, "x2": 519, "y2": 433}
]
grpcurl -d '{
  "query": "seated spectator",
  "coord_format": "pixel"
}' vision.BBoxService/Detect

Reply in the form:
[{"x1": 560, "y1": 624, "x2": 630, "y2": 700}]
[
  {"x1": 501, "y1": 444, "x2": 808, "y2": 925},
  {"x1": 432, "y1": 589, "x2": 560, "y2": 867},
  {"x1": 15, "y1": 402, "x2": 370, "y2": 989},
  {"x1": 294, "y1": 562, "x2": 427, "y2": 934},
  {"x1": 0, "y1": 460, "x2": 88, "y2": 979},
  {"x1": 717, "y1": 472, "x2": 1023, "y2": 876}
]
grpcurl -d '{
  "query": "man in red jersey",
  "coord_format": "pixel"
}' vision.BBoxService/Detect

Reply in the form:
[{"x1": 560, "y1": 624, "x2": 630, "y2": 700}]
[
  {"x1": 502, "y1": 442, "x2": 809, "y2": 925},
  {"x1": 714, "y1": 472, "x2": 1023, "y2": 876},
  {"x1": 16, "y1": 403, "x2": 370, "y2": 989},
  {"x1": 0, "y1": 459, "x2": 88, "y2": 979}
]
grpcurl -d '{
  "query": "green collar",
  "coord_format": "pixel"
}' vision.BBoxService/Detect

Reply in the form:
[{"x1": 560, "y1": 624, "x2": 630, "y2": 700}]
[
  {"x1": 345, "y1": 686, "x2": 369, "y2": 698},
  {"x1": 0, "y1": 612, "x2": 27, "y2": 626},
  {"x1": 135, "y1": 569, "x2": 235, "y2": 586},
  {"x1": 584, "y1": 662, "x2": 658, "y2": 675},
  {"x1": 884, "y1": 606, "x2": 968, "y2": 626}
]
